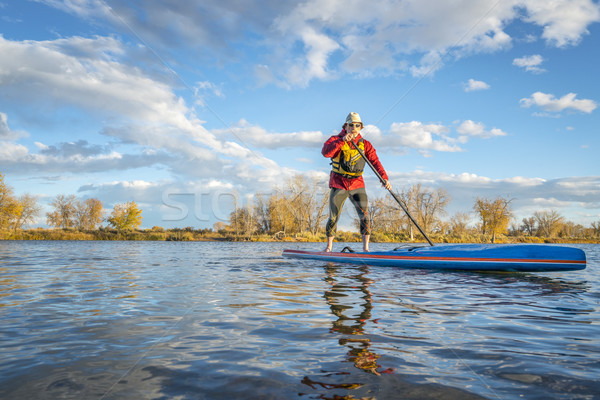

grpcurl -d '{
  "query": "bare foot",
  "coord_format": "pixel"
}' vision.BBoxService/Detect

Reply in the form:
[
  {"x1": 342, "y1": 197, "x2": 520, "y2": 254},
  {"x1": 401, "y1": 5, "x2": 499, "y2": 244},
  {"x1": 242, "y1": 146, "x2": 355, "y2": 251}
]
[
  {"x1": 362, "y1": 235, "x2": 370, "y2": 253},
  {"x1": 324, "y1": 247, "x2": 332, "y2": 252}
]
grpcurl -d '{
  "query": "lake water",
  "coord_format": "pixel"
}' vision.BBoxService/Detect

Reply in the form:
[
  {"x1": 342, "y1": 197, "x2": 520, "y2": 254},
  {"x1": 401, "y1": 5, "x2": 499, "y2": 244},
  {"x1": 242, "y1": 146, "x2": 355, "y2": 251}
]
[{"x1": 0, "y1": 241, "x2": 598, "y2": 400}]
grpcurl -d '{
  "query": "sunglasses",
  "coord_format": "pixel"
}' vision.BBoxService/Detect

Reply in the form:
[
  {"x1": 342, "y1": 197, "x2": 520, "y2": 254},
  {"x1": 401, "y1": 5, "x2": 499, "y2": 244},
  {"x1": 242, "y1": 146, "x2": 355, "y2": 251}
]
[{"x1": 347, "y1": 123, "x2": 362, "y2": 128}]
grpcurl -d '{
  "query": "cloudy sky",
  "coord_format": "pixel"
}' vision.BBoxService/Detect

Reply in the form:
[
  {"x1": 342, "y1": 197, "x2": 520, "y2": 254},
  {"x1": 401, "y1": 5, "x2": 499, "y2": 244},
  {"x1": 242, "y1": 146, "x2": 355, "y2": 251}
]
[{"x1": 1, "y1": 0, "x2": 599, "y2": 230}]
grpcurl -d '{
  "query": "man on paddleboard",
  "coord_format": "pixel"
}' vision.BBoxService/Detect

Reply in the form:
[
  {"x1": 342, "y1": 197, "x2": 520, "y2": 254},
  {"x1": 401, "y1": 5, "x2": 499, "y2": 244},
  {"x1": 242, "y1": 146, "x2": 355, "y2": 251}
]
[{"x1": 322, "y1": 112, "x2": 391, "y2": 252}]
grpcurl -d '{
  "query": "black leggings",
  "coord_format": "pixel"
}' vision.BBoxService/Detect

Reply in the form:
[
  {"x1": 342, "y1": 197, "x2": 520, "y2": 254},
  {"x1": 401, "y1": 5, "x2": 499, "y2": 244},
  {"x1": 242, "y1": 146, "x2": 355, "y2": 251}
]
[{"x1": 325, "y1": 187, "x2": 370, "y2": 237}]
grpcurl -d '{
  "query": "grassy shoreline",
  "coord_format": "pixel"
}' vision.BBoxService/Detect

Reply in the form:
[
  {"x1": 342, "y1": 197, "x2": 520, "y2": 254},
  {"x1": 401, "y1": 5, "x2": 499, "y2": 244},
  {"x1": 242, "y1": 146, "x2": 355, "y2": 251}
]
[{"x1": 1, "y1": 228, "x2": 598, "y2": 244}]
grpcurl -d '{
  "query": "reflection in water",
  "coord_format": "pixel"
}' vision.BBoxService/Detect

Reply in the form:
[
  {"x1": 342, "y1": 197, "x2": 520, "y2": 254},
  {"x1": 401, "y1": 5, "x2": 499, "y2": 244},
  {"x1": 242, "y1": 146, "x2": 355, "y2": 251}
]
[
  {"x1": 452, "y1": 271, "x2": 589, "y2": 297},
  {"x1": 324, "y1": 264, "x2": 393, "y2": 377},
  {"x1": 301, "y1": 264, "x2": 394, "y2": 398}
]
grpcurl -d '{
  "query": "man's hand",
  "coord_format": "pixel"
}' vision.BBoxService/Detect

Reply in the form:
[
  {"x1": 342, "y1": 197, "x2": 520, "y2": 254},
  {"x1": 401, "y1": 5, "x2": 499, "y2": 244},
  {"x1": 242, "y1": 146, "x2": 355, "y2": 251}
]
[
  {"x1": 343, "y1": 132, "x2": 357, "y2": 142},
  {"x1": 382, "y1": 180, "x2": 392, "y2": 190}
]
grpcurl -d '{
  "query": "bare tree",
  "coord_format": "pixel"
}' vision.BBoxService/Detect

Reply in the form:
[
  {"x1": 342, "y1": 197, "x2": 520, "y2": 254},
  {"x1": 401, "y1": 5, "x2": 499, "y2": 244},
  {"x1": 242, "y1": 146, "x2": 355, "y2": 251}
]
[
  {"x1": 365, "y1": 195, "x2": 407, "y2": 236},
  {"x1": 307, "y1": 180, "x2": 329, "y2": 235},
  {"x1": 534, "y1": 210, "x2": 564, "y2": 237},
  {"x1": 521, "y1": 217, "x2": 536, "y2": 236},
  {"x1": 253, "y1": 193, "x2": 271, "y2": 234},
  {"x1": 47, "y1": 194, "x2": 78, "y2": 228},
  {"x1": 399, "y1": 184, "x2": 450, "y2": 237},
  {"x1": 448, "y1": 212, "x2": 472, "y2": 236},
  {"x1": 591, "y1": 221, "x2": 600, "y2": 238},
  {"x1": 74, "y1": 198, "x2": 104, "y2": 230},
  {"x1": 266, "y1": 175, "x2": 328, "y2": 236},
  {"x1": 364, "y1": 197, "x2": 386, "y2": 234},
  {"x1": 228, "y1": 206, "x2": 258, "y2": 238},
  {"x1": 285, "y1": 175, "x2": 328, "y2": 234}
]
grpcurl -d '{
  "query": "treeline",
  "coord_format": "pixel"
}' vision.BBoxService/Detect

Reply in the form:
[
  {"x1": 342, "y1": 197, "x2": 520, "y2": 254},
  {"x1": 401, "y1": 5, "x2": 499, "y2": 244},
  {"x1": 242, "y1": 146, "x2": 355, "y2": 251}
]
[
  {"x1": 45, "y1": 194, "x2": 142, "y2": 231},
  {"x1": 224, "y1": 175, "x2": 600, "y2": 243},
  {"x1": 2, "y1": 171, "x2": 600, "y2": 243},
  {"x1": 0, "y1": 172, "x2": 143, "y2": 232},
  {"x1": 1, "y1": 226, "x2": 222, "y2": 242}
]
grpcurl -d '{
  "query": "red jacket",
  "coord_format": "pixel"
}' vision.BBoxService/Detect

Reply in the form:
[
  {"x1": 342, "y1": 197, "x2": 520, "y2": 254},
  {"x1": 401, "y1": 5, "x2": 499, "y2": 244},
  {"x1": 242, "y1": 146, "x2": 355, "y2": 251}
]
[{"x1": 322, "y1": 130, "x2": 388, "y2": 190}]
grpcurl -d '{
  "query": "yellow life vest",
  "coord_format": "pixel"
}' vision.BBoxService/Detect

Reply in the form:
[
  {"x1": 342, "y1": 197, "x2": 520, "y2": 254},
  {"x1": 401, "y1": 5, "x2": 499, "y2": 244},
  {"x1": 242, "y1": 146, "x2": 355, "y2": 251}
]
[{"x1": 331, "y1": 139, "x2": 366, "y2": 179}]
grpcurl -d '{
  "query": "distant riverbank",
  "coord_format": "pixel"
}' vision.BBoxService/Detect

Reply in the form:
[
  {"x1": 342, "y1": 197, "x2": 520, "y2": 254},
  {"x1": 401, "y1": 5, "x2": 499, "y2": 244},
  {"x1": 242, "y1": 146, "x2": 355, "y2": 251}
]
[{"x1": 1, "y1": 228, "x2": 598, "y2": 244}]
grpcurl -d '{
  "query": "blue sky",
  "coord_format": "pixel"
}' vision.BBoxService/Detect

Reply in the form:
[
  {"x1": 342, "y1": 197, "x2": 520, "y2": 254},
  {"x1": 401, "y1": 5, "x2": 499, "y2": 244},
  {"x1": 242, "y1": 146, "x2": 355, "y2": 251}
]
[{"x1": 1, "y1": 0, "x2": 599, "y2": 230}]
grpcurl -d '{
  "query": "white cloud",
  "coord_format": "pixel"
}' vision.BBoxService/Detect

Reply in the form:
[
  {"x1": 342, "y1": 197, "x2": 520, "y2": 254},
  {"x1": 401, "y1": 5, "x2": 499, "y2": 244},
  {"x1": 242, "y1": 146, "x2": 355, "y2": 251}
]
[
  {"x1": 341, "y1": 33, "x2": 398, "y2": 76},
  {"x1": 520, "y1": 92, "x2": 598, "y2": 114},
  {"x1": 194, "y1": 81, "x2": 224, "y2": 106},
  {"x1": 465, "y1": 79, "x2": 490, "y2": 92},
  {"x1": 0, "y1": 35, "x2": 189, "y2": 127},
  {"x1": 37, "y1": 0, "x2": 292, "y2": 57},
  {"x1": 502, "y1": 176, "x2": 547, "y2": 185},
  {"x1": 386, "y1": 121, "x2": 461, "y2": 155},
  {"x1": 523, "y1": 0, "x2": 600, "y2": 47},
  {"x1": 0, "y1": 139, "x2": 174, "y2": 174},
  {"x1": 365, "y1": 119, "x2": 509, "y2": 155},
  {"x1": 78, "y1": 179, "x2": 165, "y2": 210},
  {"x1": 0, "y1": 112, "x2": 11, "y2": 137},
  {"x1": 286, "y1": 27, "x2": 340, "y2": 87},
  {"x1": 0, "y1": 35, "x2": 292, "y2": 186},
  {"x1": 266, "y1": 0, "x2": 598, "y2": 84},
  {"x1": 0, "y1": 141, "x2": 29, "y2": 161},
  {"x1": 272, "y1": 0, "x2": 520, "y2": 82},
  {"x1": 35, "y1": 0, "x2": 600, "y2": 87},
  {"x1": 410, "y1": 51, "x2": 445, "y2": 78},
  {"x1": 445, "y1": 172, "x2": 493, "y2": 185},
  {"x1": 217, "y1": 119, "x2": 325, "y2": 149},
  {"x1": 0, "y1": 112, "x2": 27, "y2": 140},
  {"x1": 513, "y1": 54, "x2": 546, "y2": 73},
  {"x1": 457, "y1": 120, "x2": 507, "y2": 140}
]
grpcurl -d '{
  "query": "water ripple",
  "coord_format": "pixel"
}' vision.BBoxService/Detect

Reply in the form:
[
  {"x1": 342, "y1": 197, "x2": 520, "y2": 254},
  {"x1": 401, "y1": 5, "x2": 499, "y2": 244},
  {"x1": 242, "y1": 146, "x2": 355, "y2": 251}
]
[{"x1": 0, "y1": 241, "x2": 598, "y2": 399}]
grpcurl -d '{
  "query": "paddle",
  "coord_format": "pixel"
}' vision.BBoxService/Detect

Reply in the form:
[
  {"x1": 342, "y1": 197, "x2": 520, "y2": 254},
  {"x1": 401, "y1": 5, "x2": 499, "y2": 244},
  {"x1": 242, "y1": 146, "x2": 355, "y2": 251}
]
[{"x1": 349, "y1": 139, "x2": 435, "y2": 246}]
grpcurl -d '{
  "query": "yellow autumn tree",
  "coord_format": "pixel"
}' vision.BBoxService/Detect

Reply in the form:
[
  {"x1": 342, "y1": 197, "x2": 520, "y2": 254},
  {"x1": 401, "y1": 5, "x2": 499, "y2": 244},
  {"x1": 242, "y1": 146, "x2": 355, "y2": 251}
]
[
  {"x1": 108, "y1": 201, "x2": 143, "y2": 231},
  {"x1": 473, "y1": 196, "x2": 513, "y2": 243},
  {"x1": 1, "y1": 173, "x2": 41, "y2": 231},
  {"x1": 12, "y1": 194, "x2": 41, "y2": 232},
  {"x1": 0, "y1": 172, "x2": 17, "y2": 230}
]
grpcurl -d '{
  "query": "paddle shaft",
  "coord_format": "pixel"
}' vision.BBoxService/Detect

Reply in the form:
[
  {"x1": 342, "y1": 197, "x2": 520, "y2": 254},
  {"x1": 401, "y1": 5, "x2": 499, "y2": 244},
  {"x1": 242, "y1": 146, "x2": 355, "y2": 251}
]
[{"x1": 349, "y1": 139, "x2": 435, "y2": 246}]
